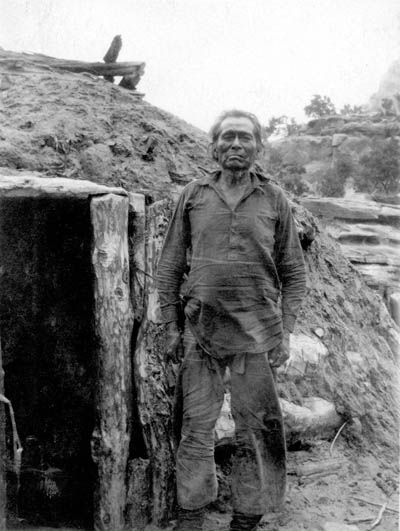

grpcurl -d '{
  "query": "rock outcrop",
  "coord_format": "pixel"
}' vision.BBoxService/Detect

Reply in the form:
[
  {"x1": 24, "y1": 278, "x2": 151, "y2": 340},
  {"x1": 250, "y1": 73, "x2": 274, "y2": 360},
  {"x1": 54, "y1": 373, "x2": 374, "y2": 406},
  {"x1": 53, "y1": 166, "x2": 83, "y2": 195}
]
[
  {"x1": 269, "y1": 113, "x2": 400, "y2": 188},
  {"x1": 301, "y1": 196, "x2": 400, "y2": 323},
  {"x1": 369, "y1": 59, "x2": 400, "y2": 114}
]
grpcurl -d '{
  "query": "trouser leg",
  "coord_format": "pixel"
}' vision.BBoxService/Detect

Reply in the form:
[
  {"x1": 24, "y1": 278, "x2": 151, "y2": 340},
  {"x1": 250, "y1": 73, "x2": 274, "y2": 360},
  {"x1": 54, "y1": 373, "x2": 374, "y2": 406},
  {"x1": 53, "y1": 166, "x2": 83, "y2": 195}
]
[
  {"x1": 230, "y1": 353, "x2": 286, "y2": 516},
  {"x1": 175, "y1": 332, "x2": 225, "y2": 510}
]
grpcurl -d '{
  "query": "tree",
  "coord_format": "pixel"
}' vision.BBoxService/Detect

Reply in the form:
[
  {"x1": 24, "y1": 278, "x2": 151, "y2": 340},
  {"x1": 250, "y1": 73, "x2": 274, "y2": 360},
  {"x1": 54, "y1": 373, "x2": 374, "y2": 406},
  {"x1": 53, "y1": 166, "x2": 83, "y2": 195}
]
[
  {"x1": 304, "y1": 95, "x2": 336, "y2": 118},
  {"x1": 381, "y1": 98, "x2": 395, "y2": 116},
  {"x1": 265, "y1": 116, "x2": 299, "y2": 137},
  {"x1": 280, "y1": 165, "x2": 309, "y2": 196},
  {"x1": 265, "y1": 116, "x2": 287, "y2": 137},
  {"x1": 318, "y1": 169, "x2": 345, "y2": 197},
  {"x1": 355, "y1": 138, "x2": 400, "y2": 195},
  {"x1": 340, "y1": 104, "x2": 363, "y2": 115},
  {"x1": 317, "y1": 156, "x2": 353, "y2": 198},
  {"x1": 267, "y1": 152, "x2": 309, "y2": 196}
]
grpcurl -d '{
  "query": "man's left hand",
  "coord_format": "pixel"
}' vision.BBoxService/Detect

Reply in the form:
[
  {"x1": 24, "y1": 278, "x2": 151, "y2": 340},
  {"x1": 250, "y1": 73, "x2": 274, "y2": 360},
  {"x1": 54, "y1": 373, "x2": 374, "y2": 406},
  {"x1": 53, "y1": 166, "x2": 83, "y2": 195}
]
[{"x1": 268, "y1": 330, "x2": 290, "y2": 368}]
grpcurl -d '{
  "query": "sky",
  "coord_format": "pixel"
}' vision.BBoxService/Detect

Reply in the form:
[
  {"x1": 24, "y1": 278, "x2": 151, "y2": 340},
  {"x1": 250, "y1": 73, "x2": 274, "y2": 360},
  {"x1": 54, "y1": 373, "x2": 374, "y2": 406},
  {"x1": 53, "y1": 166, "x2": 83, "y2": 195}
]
[{"x1": 1, "y1": 0, "x2": 399, "y2": 132}]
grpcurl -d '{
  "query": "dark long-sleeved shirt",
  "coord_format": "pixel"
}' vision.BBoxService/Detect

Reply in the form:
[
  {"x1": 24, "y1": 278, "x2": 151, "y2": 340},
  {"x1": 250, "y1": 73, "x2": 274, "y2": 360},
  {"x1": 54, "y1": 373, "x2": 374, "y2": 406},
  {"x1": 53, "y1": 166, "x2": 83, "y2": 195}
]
[{"x1": 157, "y1": 171, "x2": 306, "y2": 358}]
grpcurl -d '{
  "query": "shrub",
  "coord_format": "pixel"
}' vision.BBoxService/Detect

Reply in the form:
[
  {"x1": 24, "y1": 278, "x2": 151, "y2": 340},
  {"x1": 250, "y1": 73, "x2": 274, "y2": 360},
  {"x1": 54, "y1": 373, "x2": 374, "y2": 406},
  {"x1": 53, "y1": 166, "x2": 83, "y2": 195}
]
[
  {"x1": 317, "y1": 169, "x2": 346, "y2": 197},
  {"x1": 304, "y1": 95, "x2": 336, "y2": 118},
  {"x1": 340, "y1": 104, "x2": 363, "y2": 115},
  {"x1": 272, "y1": 160, "x2": 309, "y2": 196},
  {"x1": 355, "y1": 138, "x2": 400, "y2": 195}
]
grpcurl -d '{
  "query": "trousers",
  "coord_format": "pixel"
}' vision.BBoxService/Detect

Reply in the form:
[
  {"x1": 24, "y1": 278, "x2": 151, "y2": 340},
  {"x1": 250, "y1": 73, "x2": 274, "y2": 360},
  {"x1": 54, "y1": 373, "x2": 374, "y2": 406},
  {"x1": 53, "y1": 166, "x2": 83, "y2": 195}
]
[{"x1": 174, "y1": 327, "x2": 286, "y2": 515}]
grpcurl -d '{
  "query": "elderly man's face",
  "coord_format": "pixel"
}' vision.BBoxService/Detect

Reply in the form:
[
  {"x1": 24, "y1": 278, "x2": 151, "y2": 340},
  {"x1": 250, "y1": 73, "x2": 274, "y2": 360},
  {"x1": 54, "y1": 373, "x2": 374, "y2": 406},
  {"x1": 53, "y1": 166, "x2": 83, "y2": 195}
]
[{"x1": 214, "y1": 117, "x2": 258, "y2": 171}]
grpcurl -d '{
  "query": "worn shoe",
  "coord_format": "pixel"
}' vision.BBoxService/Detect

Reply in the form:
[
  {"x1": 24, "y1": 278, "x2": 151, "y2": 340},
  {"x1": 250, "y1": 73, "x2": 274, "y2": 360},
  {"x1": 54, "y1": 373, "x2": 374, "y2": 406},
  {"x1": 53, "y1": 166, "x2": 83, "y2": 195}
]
[
  {"x1": 173, "y1": 506, "x2": 205, "y2": 531},
  {"x1": 229, "y1": 511, "x2": 263, "y2": 530}
]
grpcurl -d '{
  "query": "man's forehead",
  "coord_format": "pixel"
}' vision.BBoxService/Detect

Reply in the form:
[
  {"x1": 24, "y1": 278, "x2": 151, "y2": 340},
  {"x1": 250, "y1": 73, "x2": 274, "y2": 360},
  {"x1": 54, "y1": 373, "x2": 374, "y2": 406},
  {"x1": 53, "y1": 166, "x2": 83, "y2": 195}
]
[{"x1": 219, "y1": 117, "x2": 256, "y2": 135}]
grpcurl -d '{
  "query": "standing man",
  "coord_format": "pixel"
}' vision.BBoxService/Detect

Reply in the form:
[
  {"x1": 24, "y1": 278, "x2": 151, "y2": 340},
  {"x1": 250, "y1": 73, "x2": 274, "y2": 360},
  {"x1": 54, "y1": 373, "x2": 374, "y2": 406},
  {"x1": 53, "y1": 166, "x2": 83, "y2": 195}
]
[{"x1": 157, "y1": 110, "x2": 306, "y2": 531}]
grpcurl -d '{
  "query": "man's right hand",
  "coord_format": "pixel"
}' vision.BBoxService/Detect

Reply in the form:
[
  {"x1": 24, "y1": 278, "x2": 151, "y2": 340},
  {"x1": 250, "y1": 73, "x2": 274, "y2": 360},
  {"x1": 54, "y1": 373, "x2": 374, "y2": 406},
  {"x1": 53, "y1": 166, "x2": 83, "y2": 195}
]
[{"x1": 165, "y1": 321, "x2": 184, "y2": 363}]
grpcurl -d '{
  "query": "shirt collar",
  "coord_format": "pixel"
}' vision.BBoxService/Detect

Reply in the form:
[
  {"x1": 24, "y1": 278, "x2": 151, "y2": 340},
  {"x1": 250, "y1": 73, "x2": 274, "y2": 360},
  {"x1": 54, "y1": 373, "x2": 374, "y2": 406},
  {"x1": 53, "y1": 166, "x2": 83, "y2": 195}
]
[{"x1": 198, "y1": 169, "x2": 267, "y2": 194}]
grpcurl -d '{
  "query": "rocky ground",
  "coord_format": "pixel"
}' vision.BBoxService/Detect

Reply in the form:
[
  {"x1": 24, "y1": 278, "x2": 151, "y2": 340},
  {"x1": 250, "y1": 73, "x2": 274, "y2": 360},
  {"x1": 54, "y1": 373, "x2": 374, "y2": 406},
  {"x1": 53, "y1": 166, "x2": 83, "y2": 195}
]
[{"x1": 0, "y1": 50, "x2": 398, "y2": 531}]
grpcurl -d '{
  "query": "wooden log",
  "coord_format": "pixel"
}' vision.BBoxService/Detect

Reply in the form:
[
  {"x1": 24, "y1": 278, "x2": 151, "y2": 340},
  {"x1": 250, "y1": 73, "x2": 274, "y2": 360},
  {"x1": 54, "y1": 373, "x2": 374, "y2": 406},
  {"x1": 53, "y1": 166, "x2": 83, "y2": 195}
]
[
  {"x1": 0, "y1": 336, "x2": 6, "y2": 531},
  {"x1": 43, "y1": 60, "x2": 144, "y2": 77},
  {"x1": 288, "y1": 457, "x2": 347, "y2": 477},
  {"x1": 103, "y1": 35, "x2": 122, "y2": 83},
  {"x1": 0, "y1": 50, "x2": 145, "y2": 78},
  {"x1": 133, "y1": 199, "x2": 176, "y2": 526},
  {"x1": 103, "y1": 35, "x2": 123, "y2": 64},
  {"x1": 125, "y1": 458, "x2": 151, "y2": 531},
  {"x1": 90, "y1": 194, "x2": 134, "y2": 531},
  {"x1": 128, "y1": 193, "x2": 146, "y2": 323},
  {"x1": 119, "y1": 74, "x2": 142, "y2": 90},
  {"x1": 0, "y1": 174, "x2": 127, "y2": 199}
]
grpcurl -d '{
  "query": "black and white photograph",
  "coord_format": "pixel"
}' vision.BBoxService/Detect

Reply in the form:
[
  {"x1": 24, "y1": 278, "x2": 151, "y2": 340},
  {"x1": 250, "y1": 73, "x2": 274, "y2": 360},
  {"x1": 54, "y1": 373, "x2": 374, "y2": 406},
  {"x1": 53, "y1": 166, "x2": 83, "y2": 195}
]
[{"x1": 0, "y1": 1, "x2": 399, "y2": 530}]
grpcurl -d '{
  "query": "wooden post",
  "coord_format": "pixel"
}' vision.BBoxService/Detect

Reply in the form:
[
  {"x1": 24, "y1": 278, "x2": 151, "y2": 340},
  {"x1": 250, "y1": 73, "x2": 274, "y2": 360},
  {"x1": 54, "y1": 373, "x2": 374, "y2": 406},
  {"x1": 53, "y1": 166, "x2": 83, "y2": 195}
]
[
  {"x1": 128, "y1": 193, "x2": 146, "y2": 323},
  {"x1": 0, "y1": 334, "x2": 6, "y2": 531},
  {"x1": 90, "y1": 194, "x2": 133, "y2": 531},
  {"x1": 103, "y1": 35, "x2": 122, "y2": 83},
  {"x1": 133, "y1": 199, "x2": 176, "y2": 526}
]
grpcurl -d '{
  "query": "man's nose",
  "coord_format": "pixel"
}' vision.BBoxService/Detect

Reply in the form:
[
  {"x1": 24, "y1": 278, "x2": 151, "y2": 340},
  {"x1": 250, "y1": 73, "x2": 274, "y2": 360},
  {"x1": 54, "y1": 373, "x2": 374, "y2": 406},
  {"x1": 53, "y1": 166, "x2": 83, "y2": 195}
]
[{"x1": 231, "y1": 135, "x2": 241, "y2": 148}]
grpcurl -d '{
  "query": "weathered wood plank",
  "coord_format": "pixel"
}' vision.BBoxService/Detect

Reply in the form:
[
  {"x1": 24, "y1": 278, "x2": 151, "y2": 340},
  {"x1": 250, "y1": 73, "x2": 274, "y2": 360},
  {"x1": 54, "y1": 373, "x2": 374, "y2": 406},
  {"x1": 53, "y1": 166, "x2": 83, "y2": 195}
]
[
  {"x1": 125, "y1": 458, "x2": 151, "y2": 531},
  {"x1": 103, "y1": 35, "x2": 122, "y2": 83},
  {"x1": 128, "y1": 193, "x2": 146, "y2": 323},
  {"x1": 103, "y1": 35, "x2": 123, "y2": 64},
  {"x1": 133, "y1": 199, "x2": 176, "y2": 526},
  {"x1": 0, "y1": 49, "x2": 145, "y2": 78},
  {"x1": 90, "y1": 194, "x2": 134, "y2": 531},
  {"x1": 0, "y1": 175, "x2": 127, "y2": 199}
]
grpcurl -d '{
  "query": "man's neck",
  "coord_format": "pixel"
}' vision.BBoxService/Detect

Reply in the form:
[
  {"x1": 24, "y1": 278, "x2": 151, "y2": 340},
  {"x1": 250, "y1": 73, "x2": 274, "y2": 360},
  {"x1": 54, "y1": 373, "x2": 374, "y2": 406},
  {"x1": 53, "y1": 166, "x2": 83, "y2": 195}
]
[{"x1": 220, "y1": 169, "x2": 251, "y2": 188}]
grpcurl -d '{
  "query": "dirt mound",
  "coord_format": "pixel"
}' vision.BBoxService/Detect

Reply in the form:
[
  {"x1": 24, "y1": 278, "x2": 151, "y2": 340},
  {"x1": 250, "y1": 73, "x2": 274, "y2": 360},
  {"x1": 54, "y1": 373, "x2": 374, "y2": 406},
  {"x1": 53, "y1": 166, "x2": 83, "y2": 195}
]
[
  {"x1": 0, "y1": 51, "x2": 399, "y2": 530},
  {"x1": 0, "y1": 55, "x2": 214, "y2": 201}
]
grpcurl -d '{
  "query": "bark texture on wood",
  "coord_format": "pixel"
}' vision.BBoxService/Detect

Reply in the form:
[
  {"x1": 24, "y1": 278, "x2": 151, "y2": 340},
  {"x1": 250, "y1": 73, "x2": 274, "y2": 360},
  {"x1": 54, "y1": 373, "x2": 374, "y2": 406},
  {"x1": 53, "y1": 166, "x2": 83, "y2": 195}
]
[
  {"x1": 0, "y1": 338, "x2": 6, "y2": 531},
  {"x1": 133, "y1": 199, "x2": 176, "y2": 526},
  {"x1": 0, "y1": 174, "x2": 127, "y2": 199},
  {"x1": 103, "y1": 35, "x2": 123, "y2": 64},
  {"x1": 90, "y1": 194, "x2": 134, "y2": 531},
  {"x1": 128, "y1": 193, "x2": 146, "y2": 323},
  {"x1": 288, "y1": 457, "x2": 347, "y2": 477},
  {"x1": 0, "y1": 48, "x2": 145, "y2": 77},
  {"x1": 125, "y1": 458, "x2": 151, "y2": 531},
  {"x1": 103, "y1": 35, "x2": 123, "y2": 83},
  {"x1": 119, "y1": 74, "x2": 142, "y2": 90}
]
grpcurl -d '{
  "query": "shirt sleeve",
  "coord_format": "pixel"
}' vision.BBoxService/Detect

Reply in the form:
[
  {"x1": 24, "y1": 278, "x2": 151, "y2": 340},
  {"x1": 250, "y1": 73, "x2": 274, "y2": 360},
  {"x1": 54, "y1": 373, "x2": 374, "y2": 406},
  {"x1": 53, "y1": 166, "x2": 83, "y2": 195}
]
[
  {"x1": 274, "y1": 193, "x2": 307, "y2": 332},
  {"x1": 156, "y1": 190, "x2": 190, "y2": 323}
]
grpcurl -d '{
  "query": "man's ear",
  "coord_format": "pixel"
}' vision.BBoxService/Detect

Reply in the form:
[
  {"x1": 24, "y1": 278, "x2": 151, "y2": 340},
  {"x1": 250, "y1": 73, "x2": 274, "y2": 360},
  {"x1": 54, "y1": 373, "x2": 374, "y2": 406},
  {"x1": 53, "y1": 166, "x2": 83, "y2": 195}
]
[{"x1": 208, "y1": 143, "x2": 218, "y2": 162}]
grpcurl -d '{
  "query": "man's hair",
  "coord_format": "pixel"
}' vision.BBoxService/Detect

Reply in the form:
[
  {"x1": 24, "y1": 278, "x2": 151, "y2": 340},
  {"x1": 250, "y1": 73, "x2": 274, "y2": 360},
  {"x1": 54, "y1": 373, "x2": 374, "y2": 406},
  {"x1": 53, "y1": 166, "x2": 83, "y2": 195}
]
[{"x1": 208, "y1": 109, "x2": 263, "y2": 148}]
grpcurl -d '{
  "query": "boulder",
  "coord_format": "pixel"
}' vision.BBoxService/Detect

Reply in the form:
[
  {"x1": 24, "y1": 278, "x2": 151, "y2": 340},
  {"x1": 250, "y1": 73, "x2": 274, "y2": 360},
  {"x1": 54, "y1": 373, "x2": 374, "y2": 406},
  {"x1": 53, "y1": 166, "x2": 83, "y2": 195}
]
[
  {"x1": 323, "y1": 523, "x2": 359, "y2": 531},
  {"x1": 300, "y1": 198, "x2": 400, "y2": 295},
  {"x1": 281, "y1": 397, "x2": 342, "y2": 443},
  {"x1": 300, "y1": 197, "x2": 400, "y2": 223},
  {"x1": 214, "y1": 394, "x2": 342, "y2": 446},
  {"x1": 285, "y1": 332, "x2": 328, "y2": 379}
]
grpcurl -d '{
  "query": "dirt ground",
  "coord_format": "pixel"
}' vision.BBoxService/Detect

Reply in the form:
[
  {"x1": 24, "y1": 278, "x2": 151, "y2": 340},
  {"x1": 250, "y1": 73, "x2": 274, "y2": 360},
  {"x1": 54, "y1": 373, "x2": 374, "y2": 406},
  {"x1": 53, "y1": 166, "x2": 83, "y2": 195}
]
[{"x1": 7, "y1": 442, "x2": 398, "y2": 531}]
